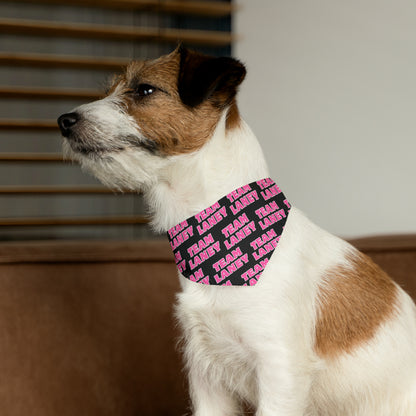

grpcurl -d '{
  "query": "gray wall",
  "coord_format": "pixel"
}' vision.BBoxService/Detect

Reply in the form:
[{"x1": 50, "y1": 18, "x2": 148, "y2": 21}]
[{"x1": 235, "y1": 0, "x2": 416, "y2": 238}]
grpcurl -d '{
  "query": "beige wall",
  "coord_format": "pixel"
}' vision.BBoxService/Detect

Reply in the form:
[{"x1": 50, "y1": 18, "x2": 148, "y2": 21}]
[{"x1": 235, "y1": 0, "x2": 416, "y2": 237}]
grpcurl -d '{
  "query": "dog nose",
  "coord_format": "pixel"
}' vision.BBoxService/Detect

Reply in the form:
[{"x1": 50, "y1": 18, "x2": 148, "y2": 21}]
[{"x1": 57, "y1": 112, "x2": 80, "y2": 137}]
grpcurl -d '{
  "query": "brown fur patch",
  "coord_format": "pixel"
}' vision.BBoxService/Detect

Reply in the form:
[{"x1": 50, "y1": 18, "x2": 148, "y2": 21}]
[
  {"x1": 107, "y1": 48, "x2": 245, "y2": 156},
  {"x1": 315, "y1": 251, "x2": 398, "y2": 358},
  {"x1": 108, "y1": 50, "x2": 231, "y2": 156}
]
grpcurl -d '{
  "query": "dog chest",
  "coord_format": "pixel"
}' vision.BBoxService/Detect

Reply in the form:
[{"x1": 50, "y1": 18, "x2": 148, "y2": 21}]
[{"x1": 176, "y1": 297, "x2": 256, "y2": 393}]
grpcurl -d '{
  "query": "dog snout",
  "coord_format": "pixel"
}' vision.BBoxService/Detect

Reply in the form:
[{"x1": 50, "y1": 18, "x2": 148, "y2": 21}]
[{"x1": 58, "y1": 112, "x2": 80, "y2": 137}]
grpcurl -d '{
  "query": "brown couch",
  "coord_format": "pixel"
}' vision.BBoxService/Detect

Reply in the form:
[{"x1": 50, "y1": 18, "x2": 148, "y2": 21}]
[{"x1": 0, "y1": 235, "x2": 415, "y2": 416}]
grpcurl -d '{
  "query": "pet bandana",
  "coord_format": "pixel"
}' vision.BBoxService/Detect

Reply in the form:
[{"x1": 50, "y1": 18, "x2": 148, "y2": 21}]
[{"x1": 167, "y1": 178, "x2": 291, "y2": 286}]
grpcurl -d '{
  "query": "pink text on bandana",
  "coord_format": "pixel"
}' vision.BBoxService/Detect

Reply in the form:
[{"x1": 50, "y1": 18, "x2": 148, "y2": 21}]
[{"x1": 167, "y1": 178, "x2": 291, "y2": 286}]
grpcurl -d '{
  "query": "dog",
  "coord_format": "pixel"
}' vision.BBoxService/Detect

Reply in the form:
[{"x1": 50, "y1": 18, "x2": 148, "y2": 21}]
[{"x1": 58, "y1": 46, "x2": 416, "y2": 415}]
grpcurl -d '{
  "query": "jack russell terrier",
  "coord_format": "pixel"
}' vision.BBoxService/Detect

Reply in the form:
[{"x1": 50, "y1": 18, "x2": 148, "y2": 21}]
[{"x1": 58, "y1": 46, "x2": 416, "y2": 415}]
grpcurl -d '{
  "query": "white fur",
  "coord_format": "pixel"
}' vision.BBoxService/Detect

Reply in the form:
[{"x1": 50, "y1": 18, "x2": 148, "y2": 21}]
[{"x1": 63, "y1": 98, "x2": 416, "y2": 415}]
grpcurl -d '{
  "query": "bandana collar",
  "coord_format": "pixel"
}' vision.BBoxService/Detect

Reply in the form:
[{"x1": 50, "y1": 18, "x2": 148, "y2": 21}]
[{"x1": 167, "y1": 178, "x2": 291, "y2": 286}]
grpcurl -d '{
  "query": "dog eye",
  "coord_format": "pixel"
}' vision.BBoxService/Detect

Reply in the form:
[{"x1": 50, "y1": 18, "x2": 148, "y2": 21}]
[{"x1": 134, "y1": 84, "x2": 156, "y2": 97}]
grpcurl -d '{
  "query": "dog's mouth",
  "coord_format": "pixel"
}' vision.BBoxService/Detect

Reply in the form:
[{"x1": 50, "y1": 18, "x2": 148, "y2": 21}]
[
  {"x1": 64, "y1": 135, "x2": 123, "y2": 157},
  {"x1": 63, "y1": 134, "x2": 158, "y2": 159}
]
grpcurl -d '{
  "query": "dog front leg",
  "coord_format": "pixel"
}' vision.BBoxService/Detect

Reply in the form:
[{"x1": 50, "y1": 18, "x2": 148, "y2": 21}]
[
  {"x1": 188, "y1": 368, "x2": 241, "y2": 416},
  {"x1": 254, "y1": 351, "x2": 312, "y2": 416}
]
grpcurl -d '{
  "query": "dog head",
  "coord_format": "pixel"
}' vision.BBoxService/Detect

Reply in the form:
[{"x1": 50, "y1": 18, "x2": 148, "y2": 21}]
[{"x1": 58, "y1": 46, "x2": 246, "y2": 191}]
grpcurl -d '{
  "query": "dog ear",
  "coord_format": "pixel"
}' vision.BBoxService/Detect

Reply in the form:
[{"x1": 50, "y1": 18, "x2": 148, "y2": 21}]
[{"x1": 177, "y1": 46, "x2": 246, "y2": 108}]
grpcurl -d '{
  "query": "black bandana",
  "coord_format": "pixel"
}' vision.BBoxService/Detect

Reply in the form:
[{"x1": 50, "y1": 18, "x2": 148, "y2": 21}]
[{"x1": 167, "y1": 178, "x2": 291, "y2": 286}]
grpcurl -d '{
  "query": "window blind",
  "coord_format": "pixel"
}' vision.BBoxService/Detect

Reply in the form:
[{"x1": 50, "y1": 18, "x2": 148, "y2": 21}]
[{"x1": 0, "y1": 0, "x2": 234, "y2": 240}]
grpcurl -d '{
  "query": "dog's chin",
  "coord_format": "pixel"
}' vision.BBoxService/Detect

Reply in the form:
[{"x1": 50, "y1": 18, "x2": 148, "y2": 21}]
[
  {"x1": 62, "y1": 139, "x2": 118, "y2": 187},
  {"x1": 62, "y1": 139, "x2": 160, "y2": 193},
  {"x1": 62, "y1": 139, "x2": 82, "y2": 162}
]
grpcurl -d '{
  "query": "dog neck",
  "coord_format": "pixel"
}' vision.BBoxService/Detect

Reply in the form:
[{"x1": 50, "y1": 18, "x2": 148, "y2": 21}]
[{"x1": 145, "y1": 111, "x2": 270, "y2": 233}]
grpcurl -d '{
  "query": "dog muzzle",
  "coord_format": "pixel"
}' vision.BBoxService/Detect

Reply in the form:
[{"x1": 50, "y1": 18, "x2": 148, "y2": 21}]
[{"x1": 167, "y1": 178, "x2": 291, "y2": 286}]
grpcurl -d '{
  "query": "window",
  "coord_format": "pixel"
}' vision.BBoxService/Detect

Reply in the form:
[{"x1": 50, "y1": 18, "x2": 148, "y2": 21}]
[{"x1": 0, "y1": 0, "x2": 233, "y2": 240}]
